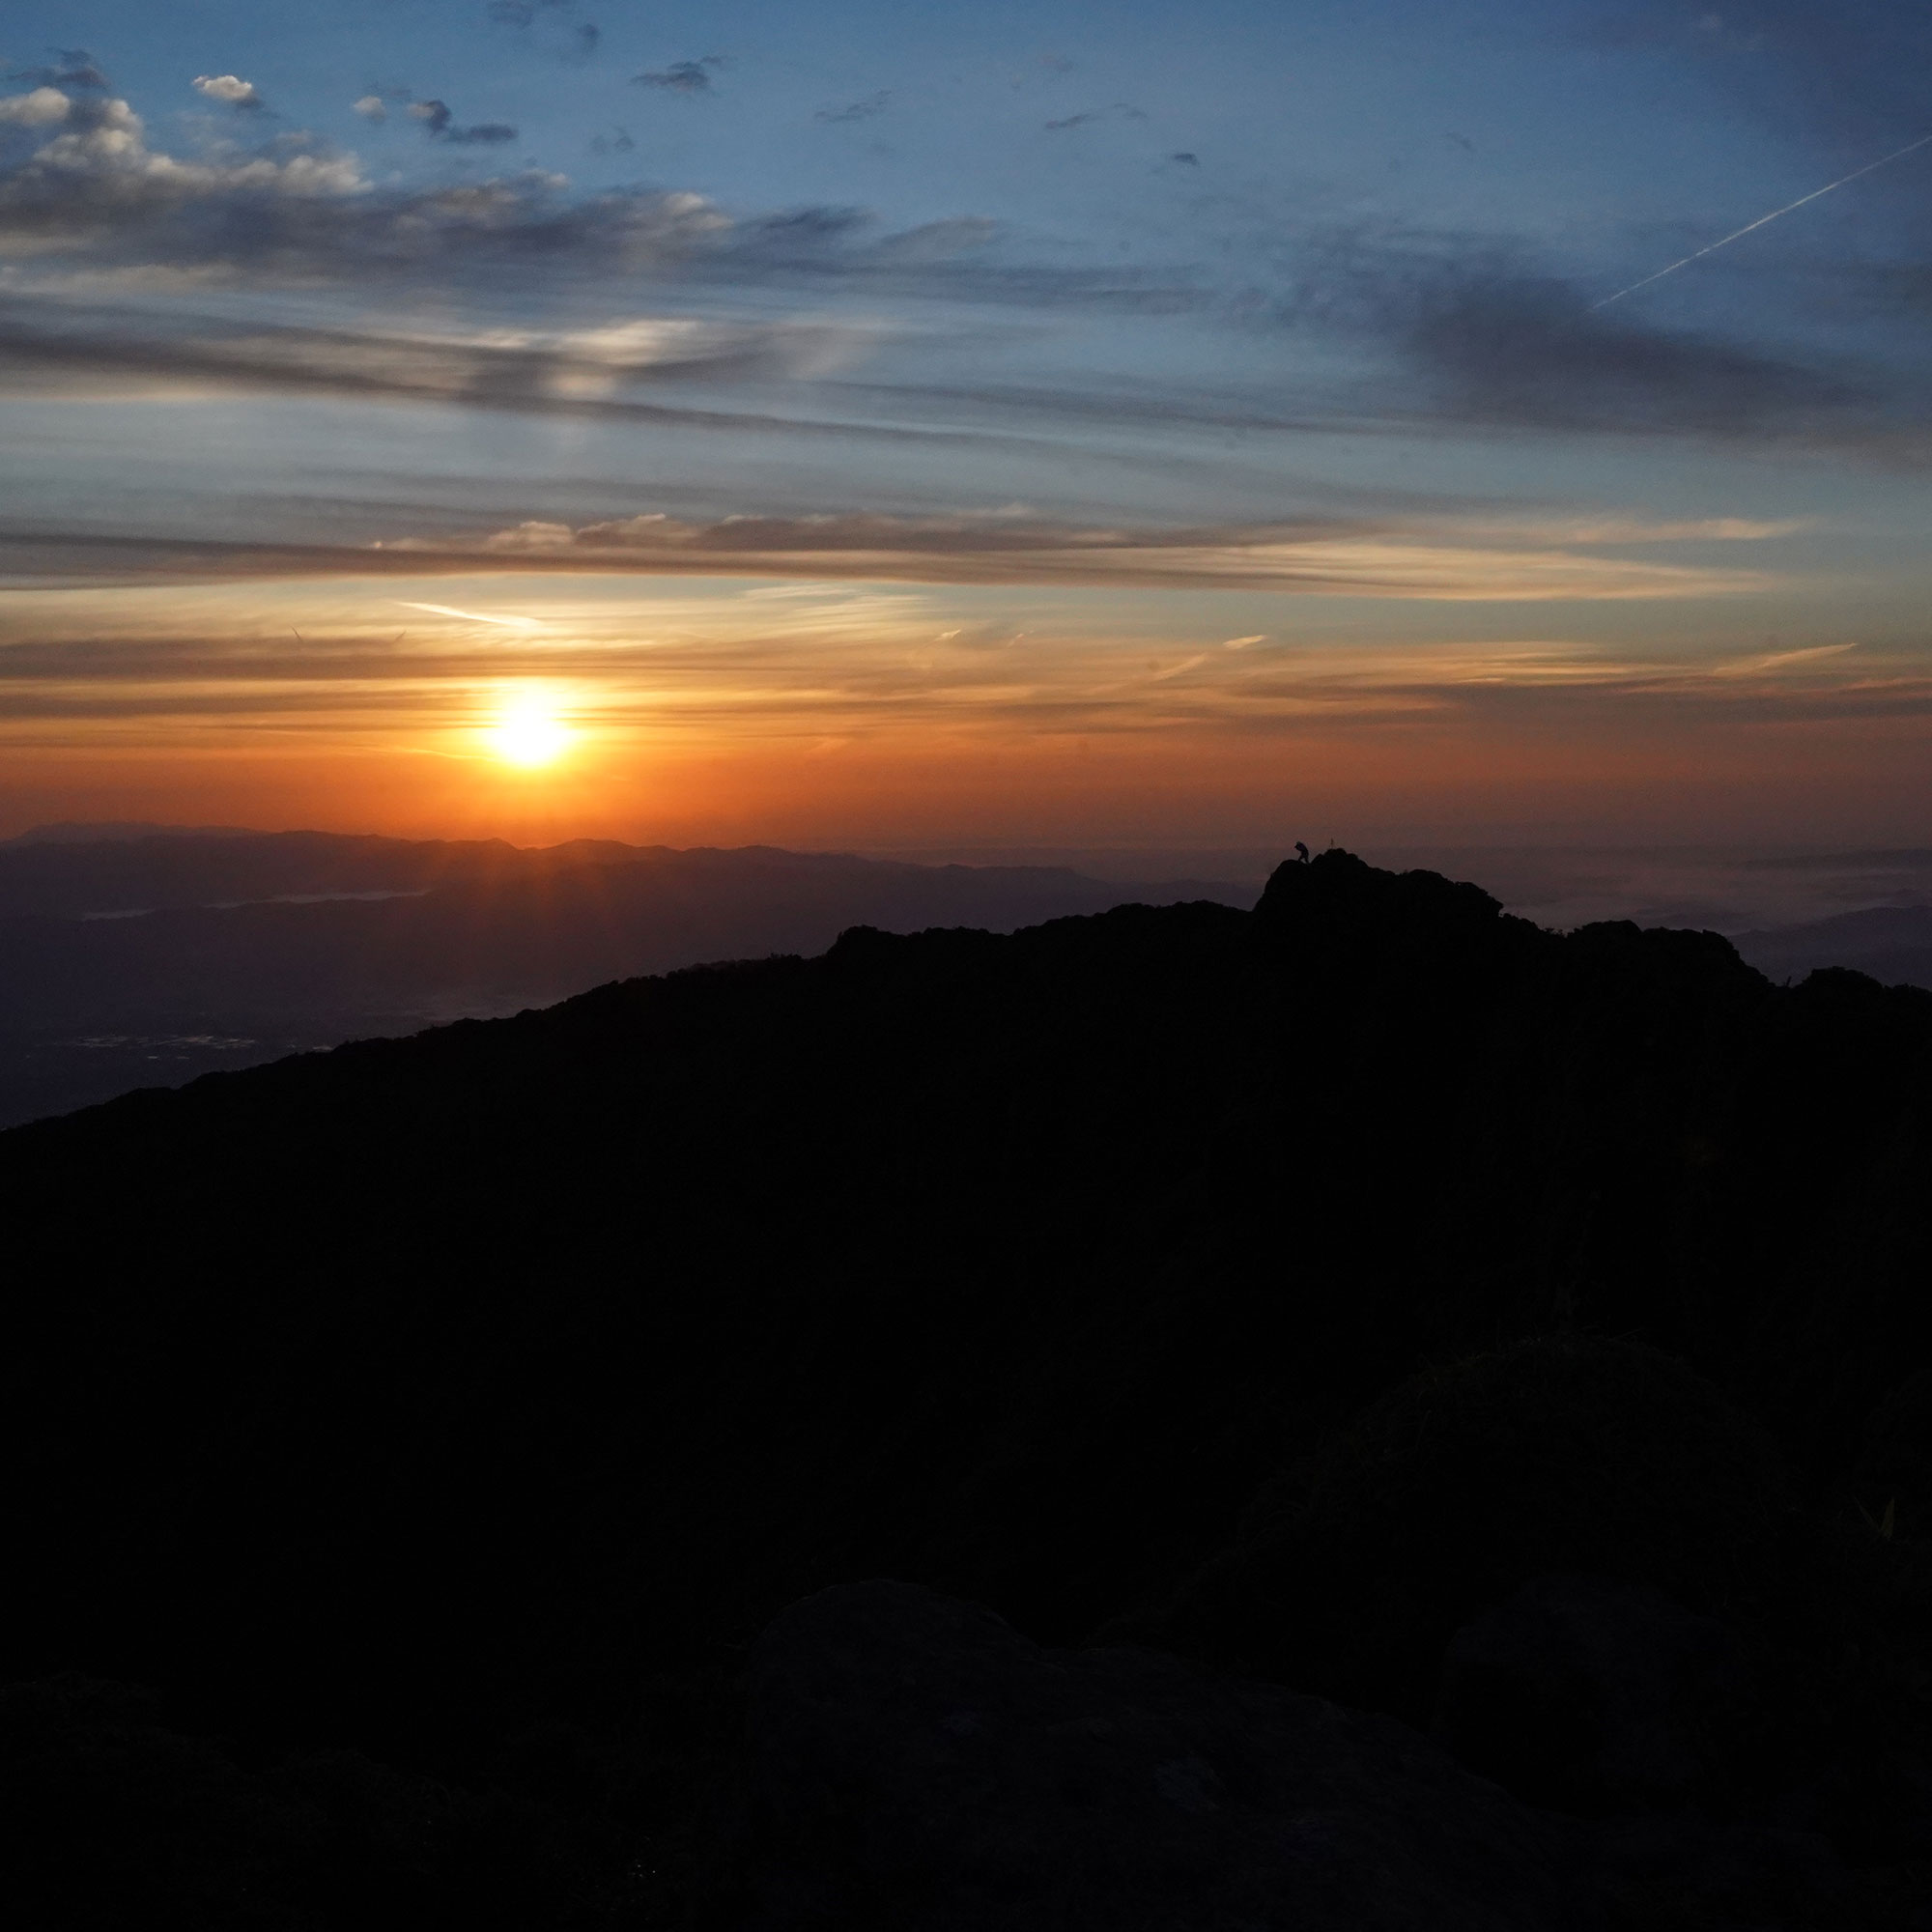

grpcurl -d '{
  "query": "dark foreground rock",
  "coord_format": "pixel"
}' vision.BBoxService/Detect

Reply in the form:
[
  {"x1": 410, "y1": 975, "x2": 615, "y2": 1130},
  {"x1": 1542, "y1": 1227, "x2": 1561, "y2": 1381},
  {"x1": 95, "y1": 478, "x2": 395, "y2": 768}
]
[
  {"x1": 1435, "y1": 1573, "x2": 1755, "y2": 1816},
  {"x1": 706, "y1": 1581, "x2": 1932, "y2": 1931},
  {"x1": 704, "y1": 1579, "x2": 1600, "y2": 1931}
]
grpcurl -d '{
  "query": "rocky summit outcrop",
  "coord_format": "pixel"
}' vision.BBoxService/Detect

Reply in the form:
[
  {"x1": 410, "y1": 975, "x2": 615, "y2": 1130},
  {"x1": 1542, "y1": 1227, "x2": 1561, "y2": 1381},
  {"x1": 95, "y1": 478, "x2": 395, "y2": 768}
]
[
  {"x1": 706, "y1": 1579, "x2": 1903, "y2": 1931},
  {"x1": 704, "y1": 1579, "x2": 1600, "y2": 1931}
]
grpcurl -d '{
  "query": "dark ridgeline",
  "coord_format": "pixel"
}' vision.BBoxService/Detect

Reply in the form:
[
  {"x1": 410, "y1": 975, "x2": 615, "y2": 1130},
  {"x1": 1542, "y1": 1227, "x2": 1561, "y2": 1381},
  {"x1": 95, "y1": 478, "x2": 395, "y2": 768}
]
[
  {"x1": 1734, "y1": 902, "x2": 1932, "y2": 993},
  {"x1": 2, "y1": 850, "x2": 1931, "y2": 1927},
  {"x1": 0, "y1": 829, "x2": 1247, "y2": 1128}
]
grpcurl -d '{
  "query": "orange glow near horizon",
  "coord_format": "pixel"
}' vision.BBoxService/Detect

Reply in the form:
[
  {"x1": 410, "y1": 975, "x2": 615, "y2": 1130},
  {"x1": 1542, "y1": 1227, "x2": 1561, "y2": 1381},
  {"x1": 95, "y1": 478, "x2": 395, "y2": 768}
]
[{"x1": 1, "y1": 571, "x2": 1930, "y2": 851}]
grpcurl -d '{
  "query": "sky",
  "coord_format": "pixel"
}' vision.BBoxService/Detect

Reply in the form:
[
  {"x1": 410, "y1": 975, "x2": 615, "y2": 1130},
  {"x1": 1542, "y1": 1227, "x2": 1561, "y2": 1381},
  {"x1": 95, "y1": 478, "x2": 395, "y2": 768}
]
[{"x1": 2, "y1": 0, "x2": 1931, "y2": 854}]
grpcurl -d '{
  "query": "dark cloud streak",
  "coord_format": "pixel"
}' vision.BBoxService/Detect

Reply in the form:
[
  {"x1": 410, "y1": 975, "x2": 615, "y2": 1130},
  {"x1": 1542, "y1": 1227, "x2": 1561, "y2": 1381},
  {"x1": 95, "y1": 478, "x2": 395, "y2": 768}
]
[
  {"x1": 1280, "y1": 230, "x2": 1889, "y2": 444},
  {"x1": 0, "y1": 305, "x2": 1113, "y2": 468},
  {"x1": 0, "y1": 303, "x2": 861, "y2": 418},
  {"x1": 410, "y1": 99, "x2": 518, "y2": 144},
  {"x1": 6, "y1": 51, "x2": 107, "y2": 90},
  {"x1": 817, "y1": 92, "x2": 891, "y2": 125},
  {"x1": 1044, "y1": 102, "x2": 1147, "y2": 131},
  {"x1": 0, "y1": 513, "x2": 1387, "y2": 605},
  {"x1": 0, "y1": 508, "x2": 1778, "y2": 603},
  {"x1": 487, "y1": 2, "x2": 600, "y2": 64},
  {"x1": 633, "y1": 58, "x2": 726, "y2": 96}
]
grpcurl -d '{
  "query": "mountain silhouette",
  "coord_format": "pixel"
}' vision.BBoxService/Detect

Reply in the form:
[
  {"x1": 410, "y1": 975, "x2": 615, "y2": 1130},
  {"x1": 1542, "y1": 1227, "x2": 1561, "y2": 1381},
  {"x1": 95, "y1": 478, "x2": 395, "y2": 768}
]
[
  {"x1": 1734, "y1": 902, "x2": 1932, "y2": 992},
  {"x1": 2, "y1": 849, "x2": 1930, "y2": 1927},
  {"x1": 0, "y1": 830, "x2": 1245, "y2": 1127}
]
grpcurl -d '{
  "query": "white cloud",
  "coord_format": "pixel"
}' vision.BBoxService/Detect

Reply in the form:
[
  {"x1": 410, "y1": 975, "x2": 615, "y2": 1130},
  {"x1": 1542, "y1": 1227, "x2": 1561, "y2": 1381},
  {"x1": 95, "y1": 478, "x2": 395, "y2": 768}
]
[
  {"x1": 1448, "y1": 514, "x2": 1809, "y2": 547},
  {"x1": 480, "y1": 524, "x2": 578, "y2": 553},
  {"x1": 0, "y1": 96, "x2": 367, "y2": 232},
  {"x1": 1709, "y1": 640, "x2": 1859, "y2": 679},
  {"x1": 192, "y1": 74, "x2": 263, "y2": 109},
  {"x1": 0, "y1": 88, "x2": 72, "y2": 127},
  {"x1": 353, "y1": 96, "x2": 387, "y2": 123}
]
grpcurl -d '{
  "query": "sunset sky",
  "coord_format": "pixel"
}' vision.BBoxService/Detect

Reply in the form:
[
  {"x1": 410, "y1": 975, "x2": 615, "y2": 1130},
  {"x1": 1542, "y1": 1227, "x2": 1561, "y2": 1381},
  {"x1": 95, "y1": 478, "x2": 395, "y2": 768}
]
[{"x1": 3, "y1": 1, "x2": 1930, "y2": 852}]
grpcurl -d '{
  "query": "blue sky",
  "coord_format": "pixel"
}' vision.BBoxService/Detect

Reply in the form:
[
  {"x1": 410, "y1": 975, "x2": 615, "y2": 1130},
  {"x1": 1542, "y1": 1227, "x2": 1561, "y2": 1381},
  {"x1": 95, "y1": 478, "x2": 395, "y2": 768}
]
[{"x1": 1, "y1": 2, "x2": 1929, "y2": 849}]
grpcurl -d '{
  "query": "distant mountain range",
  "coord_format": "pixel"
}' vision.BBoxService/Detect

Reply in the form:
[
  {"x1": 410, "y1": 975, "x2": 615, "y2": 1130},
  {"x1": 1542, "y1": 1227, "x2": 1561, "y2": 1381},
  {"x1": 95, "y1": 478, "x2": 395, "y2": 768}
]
[
  {"x1": 2, "y1": 819, "x2": 267, "y2": 846},
  {"x1": 2, "y1": 822, "x2": 1927, "y2": 1134},
  {"x1": 0, "y1": 825, "x2": 1248, "y2": 1128},
  {"x1": 1731, "y1": 903, "x2": 1932, "y2": 991}
]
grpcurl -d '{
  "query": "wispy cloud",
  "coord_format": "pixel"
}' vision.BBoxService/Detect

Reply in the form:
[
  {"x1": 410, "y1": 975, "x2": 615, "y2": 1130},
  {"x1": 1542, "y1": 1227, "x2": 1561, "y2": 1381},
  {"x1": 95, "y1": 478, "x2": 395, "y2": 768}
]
[
  {"x1": 1284, "y1": 229, "x2": 1871, "y2": 440},
  {"x1": 1260, "y1": 637, "x2": 1932, "y2": 735},
  {"x1": 4, "y1": 50, "x2": 108, "y2": 91},
  {"x1": 429, "y1": 508, "x2": 1786, "y2": 598},
  {"x1": 633, "y1": 57, "x2": 727, "y2": 96},
  {"x1": 0, "y1": 301, "x2": 877, "y2": 417},
  {"x1": 409, "y1": 99, "x2": 518, "y2": 145},
  {"x1": 1706, "y1": 639, "x2": 1859, "y2": 678},
  {"x1": 487, "y1": 0, "x2": 601, "y2": 63},
  {"x1": 816, "y1": 92, "x2": 891, "y2": 125},
  {"x1": 0, "y1": 581, "x2": 1912, "y2": 754},
  {"x1": 395, "y1": 601, "x2": 545, "y2": 628},
  {"x1": 0, "y1": 510, "x2": 1787, "y2": 600},
  {"x1": 1043, "y1": 102, "x2": 1147, "y2": 131}
]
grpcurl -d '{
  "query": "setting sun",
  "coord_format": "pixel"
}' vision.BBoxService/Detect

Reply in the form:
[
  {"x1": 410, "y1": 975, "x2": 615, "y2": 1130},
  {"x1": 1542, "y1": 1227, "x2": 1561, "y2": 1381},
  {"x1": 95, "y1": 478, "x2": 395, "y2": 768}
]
[{"x1": 487, "y1": 694, "x2": 573, "y2": 768}]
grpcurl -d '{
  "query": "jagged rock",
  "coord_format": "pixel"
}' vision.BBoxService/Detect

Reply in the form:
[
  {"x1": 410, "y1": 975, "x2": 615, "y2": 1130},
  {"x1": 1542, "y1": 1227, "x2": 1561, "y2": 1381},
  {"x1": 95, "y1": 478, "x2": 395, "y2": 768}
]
[
  {"x1": 704, "y1": 1578, "x2": 1601, "y2": 1931},
  {"x1": 1137, "y1": 1336, "x2": 1845, "y2": 1735}
]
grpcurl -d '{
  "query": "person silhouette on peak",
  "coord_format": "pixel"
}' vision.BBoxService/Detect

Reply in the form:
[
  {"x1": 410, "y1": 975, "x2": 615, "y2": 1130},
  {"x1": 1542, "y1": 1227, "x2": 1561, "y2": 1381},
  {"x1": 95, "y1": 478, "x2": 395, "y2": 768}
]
[{"x1": 1294, "y1": 841, "x2": 1310, "y2": 864}]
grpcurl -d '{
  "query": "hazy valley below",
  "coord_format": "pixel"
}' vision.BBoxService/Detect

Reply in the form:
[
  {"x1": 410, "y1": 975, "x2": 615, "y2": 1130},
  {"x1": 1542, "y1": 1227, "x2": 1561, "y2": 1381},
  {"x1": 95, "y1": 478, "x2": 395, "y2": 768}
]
[
  {"x1": 4, "y1": 823, "x2": 1930, "y2": 1131},
  {"x1": 0, "y1": 825, "x2": 1246, "y2": 1128}
]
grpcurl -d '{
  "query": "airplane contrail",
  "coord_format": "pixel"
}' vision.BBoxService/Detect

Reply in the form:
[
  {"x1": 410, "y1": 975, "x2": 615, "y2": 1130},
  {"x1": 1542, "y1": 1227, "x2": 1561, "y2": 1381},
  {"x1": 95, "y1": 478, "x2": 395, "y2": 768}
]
[
  {"x1": 1592, "y1": 129, "x2": 1932, "y2": 311},
  {"x1": 395, "y1": 601, "x2": 544, "y2": 629}
]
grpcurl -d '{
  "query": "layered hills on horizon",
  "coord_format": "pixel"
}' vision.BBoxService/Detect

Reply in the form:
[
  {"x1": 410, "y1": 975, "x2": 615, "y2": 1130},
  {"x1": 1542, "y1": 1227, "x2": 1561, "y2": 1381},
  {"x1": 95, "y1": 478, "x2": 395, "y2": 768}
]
[
  {"x1": 1734, "y1": 903, "x2": 1932, "y2": 995},
  {"x1": 2, "y1": 820, "x2": 1928, "y2": 1134},
  {"x1": 4, "y1": 848, "x2": 1932, "y2": 1927},
  {"x1": 0, "y1": 825, "x2": 1247, "y2": 1129}
]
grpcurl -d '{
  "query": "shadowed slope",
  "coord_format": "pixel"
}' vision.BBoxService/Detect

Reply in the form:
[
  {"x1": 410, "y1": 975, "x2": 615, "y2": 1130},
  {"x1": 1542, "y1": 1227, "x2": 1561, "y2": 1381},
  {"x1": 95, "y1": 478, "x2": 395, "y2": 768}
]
[
  {"x1": 1, "y1": 851, "x2": 1930, "y2": 1921},
  {"x1": 0, "y1": 831, "x2": 1246, "y2": 1126}
]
